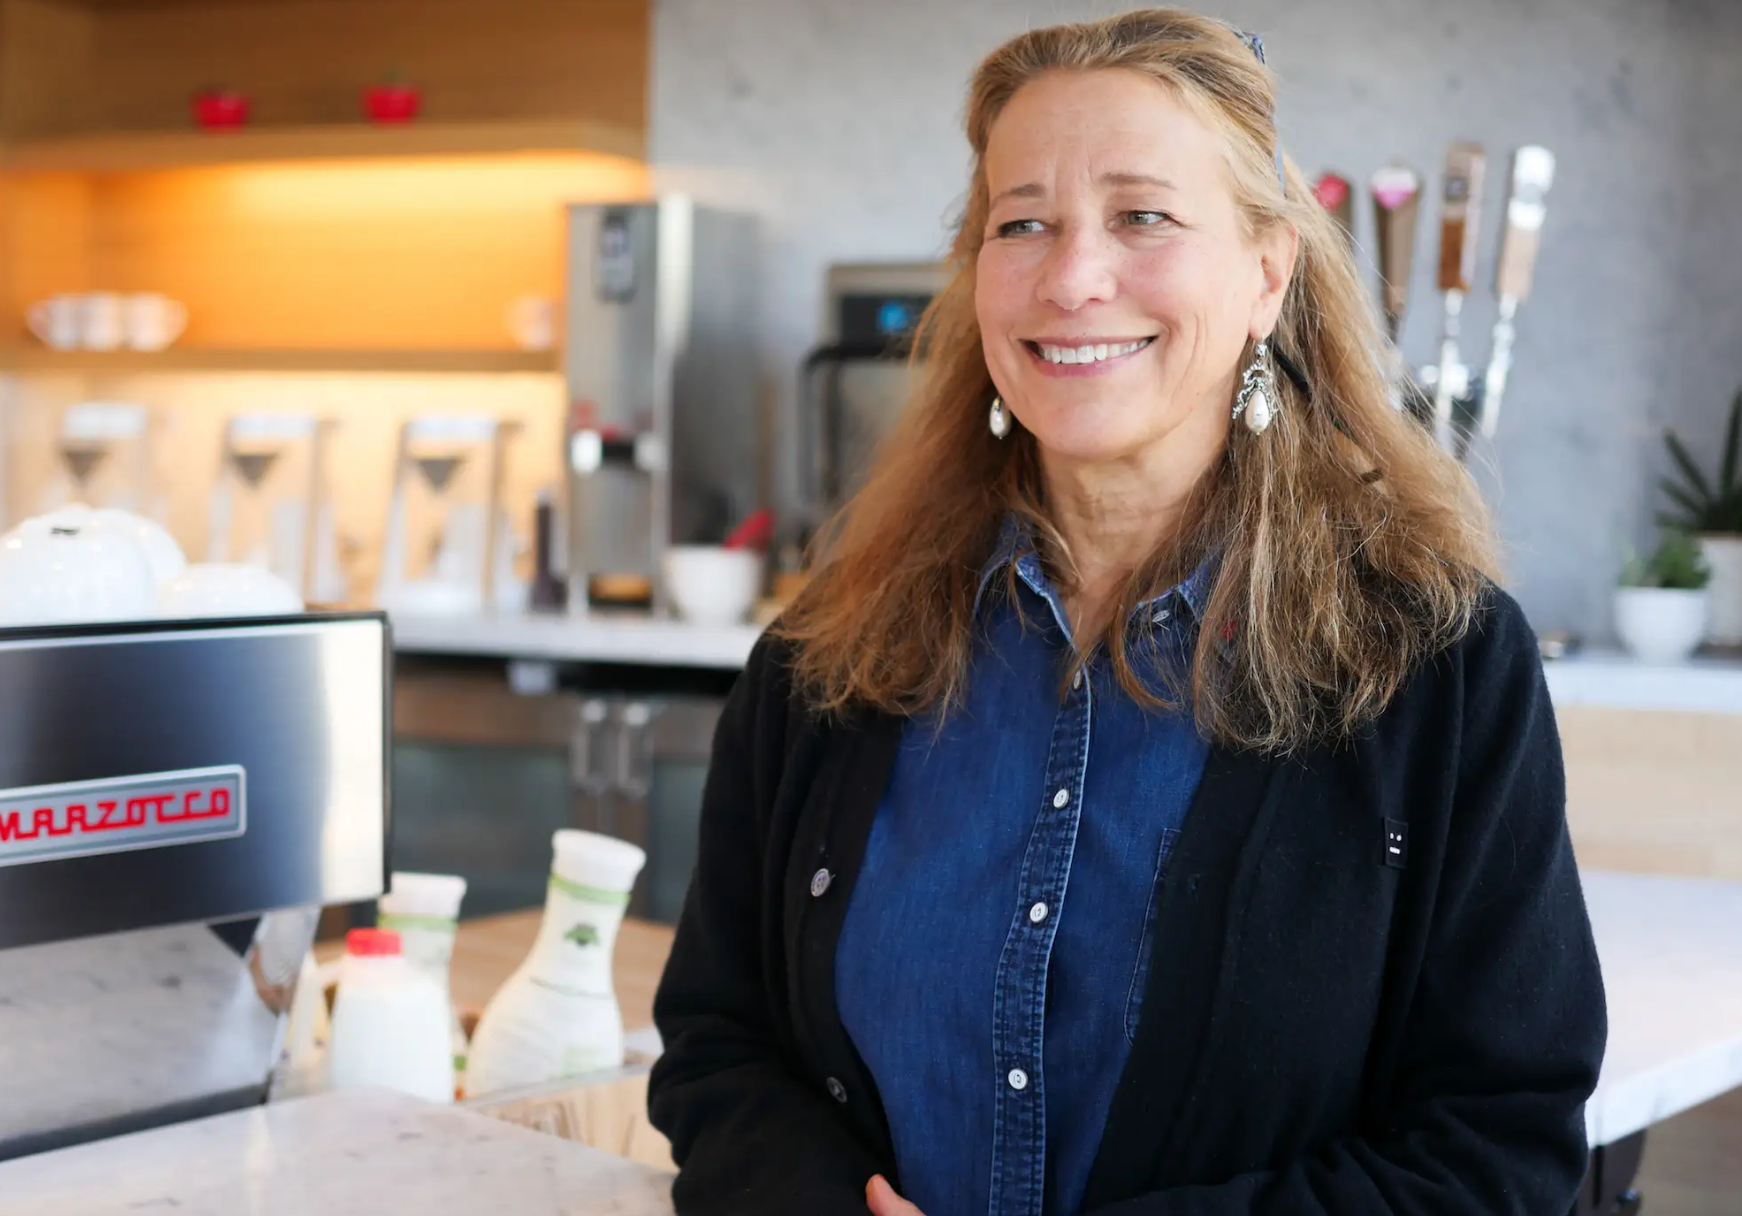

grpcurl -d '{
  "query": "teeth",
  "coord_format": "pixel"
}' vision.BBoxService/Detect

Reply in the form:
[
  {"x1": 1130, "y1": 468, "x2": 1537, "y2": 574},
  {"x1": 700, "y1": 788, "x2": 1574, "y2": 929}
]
[{"x1": 1036, "y1": 338, "x2": 1151, "y2": 365}]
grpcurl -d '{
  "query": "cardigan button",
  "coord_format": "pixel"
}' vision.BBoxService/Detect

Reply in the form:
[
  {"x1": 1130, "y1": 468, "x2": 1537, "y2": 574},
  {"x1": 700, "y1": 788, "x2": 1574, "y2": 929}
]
[
  {"x1": 826, "y1": 1076, "x2": 848, "y2": 1104},
  {"x1": 810, "y1": 868, "x2": 833, "y2": 898}
]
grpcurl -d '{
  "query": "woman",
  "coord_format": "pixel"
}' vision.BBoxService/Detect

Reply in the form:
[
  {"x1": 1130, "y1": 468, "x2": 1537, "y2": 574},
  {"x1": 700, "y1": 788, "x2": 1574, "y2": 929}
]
[{"x1": 649, "y1": 10, "x2": 1605, "y2": 1216}]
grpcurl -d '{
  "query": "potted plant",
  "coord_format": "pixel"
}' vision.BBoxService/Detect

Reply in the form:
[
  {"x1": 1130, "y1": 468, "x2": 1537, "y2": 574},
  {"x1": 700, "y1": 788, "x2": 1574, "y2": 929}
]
[
  {"x1": 1615, "y1": 532, "x2": 1711, "y2": 664},
  {"x1": 1660, "y1": 387, "x2": 1742, "y2": 646}
]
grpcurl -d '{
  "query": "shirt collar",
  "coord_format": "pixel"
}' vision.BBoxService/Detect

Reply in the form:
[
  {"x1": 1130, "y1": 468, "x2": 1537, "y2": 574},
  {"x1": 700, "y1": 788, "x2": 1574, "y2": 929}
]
[{"x1": 973, "y1": 513, "x2": 1217, "y2": 625}]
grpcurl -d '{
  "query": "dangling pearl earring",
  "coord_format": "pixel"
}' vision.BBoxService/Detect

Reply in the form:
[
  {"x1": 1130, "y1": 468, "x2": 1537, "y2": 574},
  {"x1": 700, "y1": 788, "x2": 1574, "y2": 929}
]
[
  {"x1": 988, "y1": 396, "x2": 1011, "y2": 439},
  {"x1": 1231, "y1": 339, "x2": 1279, "y2": 435}
]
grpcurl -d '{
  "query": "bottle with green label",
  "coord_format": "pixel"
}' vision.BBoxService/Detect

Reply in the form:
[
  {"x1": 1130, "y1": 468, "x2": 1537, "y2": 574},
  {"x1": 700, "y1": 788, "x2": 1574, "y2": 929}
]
[
  {"x1": 463, "y1": 829, "x2": 647, "y2": 1098},
  {"x1": 377, "y1": 872, "x2": 468, "y2": 1097}
]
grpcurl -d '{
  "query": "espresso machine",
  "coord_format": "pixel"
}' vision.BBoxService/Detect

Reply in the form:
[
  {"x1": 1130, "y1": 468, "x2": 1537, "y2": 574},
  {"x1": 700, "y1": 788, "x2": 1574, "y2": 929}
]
[
  {"x1": 0, "y1": 612, "x2": 390, "y2": 1160},
  {"x1": 562, "y1": 198, "x2": 759, "y2": 612},
  {"x1": 799, "y1": 262, "x2": 945, "y2": 532}
]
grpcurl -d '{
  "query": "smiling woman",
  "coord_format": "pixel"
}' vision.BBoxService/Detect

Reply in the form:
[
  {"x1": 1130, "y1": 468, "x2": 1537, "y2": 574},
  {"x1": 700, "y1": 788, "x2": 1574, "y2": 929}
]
[
  {"x1": 774, "y1": 16, "x2": 1496, "y2": 752},
  {"x1": 649, "y1": 10, "x2": 1604, "y2": 1216}
]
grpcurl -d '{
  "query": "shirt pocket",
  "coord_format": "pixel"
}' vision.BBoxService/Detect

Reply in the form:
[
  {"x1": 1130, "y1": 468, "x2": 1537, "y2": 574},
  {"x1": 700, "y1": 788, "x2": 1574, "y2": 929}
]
[{"x1": 1124, "y1": 825, "x2": 1182, "y2": 1043}]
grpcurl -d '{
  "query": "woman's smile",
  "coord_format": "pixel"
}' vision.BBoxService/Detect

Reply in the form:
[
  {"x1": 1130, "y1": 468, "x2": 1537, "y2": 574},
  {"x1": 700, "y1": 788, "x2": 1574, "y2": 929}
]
[{"x1": 1021, "y1": 335, "x2": 1158, "y2": 377}]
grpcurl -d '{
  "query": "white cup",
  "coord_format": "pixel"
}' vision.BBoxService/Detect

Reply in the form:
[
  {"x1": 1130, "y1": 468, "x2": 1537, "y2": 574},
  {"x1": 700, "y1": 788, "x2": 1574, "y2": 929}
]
[
  {"x1": 123, "y1": 294, "x2": 188, "y2": 351},
  {"x1": 80, "y1": 293, "x2": 125, "y2": 351},
  {"x1": 662, "y1": 545, "x2": 764, "y2": 626},
  {"x1": 505, "y1": 296, "x2": 557, "y2": 351},
  {"x1": 26, "y1": 295, "x2": 84, "y2": 350}
]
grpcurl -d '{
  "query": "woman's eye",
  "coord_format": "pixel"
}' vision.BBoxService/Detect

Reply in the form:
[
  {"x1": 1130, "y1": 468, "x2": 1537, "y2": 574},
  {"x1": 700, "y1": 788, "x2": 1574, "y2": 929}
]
[
  {"x1": 1123, "y1": 210, "x2": 1172, "y2": 227},
  {"x1": 996, "y1": 219, "x2": 1044, "y2": 238}
]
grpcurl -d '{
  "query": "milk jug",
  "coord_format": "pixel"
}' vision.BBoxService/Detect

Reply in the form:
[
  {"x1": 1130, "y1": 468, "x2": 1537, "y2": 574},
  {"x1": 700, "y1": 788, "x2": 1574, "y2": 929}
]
[{"x1": 463, "y1": 830, "x2": 645, "y2": 1097}]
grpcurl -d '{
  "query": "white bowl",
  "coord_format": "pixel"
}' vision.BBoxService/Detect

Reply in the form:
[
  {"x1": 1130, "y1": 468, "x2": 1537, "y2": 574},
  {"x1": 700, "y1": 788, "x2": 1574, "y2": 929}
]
[
  {"x1": 0, "y1": 507, "x2": 158, "y2": 626},
  {"x1": 662, "y1": 546, "x2": 763, "y2": 626},
  {"x1": 1614, "y1": 587, "x2": 1708, "y2": 665},
  {"x1": 158, "y1": 563, "x2": 304, "y2": 618},
  {"x1": 379, "y1": 578, "x2": 485, "y2": 618}
]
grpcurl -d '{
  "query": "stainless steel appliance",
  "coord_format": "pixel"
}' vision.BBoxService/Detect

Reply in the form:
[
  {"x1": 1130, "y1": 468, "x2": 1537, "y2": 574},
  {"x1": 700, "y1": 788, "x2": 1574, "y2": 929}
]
[
  {"x1": 391, "y1": 660, "x2": 726, "y2": 925},
  {"x1": 799, "y1": 262, "x2": 945, "y2": 530},
  {"x1": 563, "y1": 199, "x2": 760, "y2": 611},
  {"x1": 0, "y1": 613, "x2": 390, "y2": 1160}
]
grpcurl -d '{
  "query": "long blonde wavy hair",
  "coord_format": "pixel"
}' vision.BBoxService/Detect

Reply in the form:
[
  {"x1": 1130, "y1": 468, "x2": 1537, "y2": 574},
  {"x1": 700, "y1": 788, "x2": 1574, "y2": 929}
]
[{"x1": 775, "y1": 8, "x2": 1498, "y2": 754}]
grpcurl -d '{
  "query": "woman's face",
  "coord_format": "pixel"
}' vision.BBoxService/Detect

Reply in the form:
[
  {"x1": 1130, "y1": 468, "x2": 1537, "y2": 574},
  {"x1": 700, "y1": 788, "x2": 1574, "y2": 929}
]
[{"x1": 976, "y1": 69, "x2": 1292, "y2": 467}]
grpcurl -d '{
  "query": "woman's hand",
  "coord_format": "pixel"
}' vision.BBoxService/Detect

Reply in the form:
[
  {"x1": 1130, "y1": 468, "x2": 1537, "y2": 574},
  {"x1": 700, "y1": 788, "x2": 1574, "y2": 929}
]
[{"x1": 866, "y1": 1174, "x2": 926, "y2": 1216}]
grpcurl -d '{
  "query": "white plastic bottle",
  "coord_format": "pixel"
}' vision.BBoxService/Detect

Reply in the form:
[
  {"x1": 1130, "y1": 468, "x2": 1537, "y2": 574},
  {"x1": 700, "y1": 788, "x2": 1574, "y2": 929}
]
[
  {"x1": 377, "y1": 872, "x2": 469, "y2": 1096},
  {"x1": 327, "y1": 928, "x2": 454, "y2": 1104},
  {"x1": 464, "y1": 830, "x2": 646, "y2": 1098}
]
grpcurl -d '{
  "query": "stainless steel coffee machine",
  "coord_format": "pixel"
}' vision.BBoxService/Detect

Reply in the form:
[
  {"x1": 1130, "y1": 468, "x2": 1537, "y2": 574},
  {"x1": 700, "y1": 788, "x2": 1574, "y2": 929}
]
[
  {"x1": 0, "y1": 613, "x2": 390, "y2": 1160},
  {"x1": 798, "y1": 262, "x2": 945, "y2": 532},
  {"x1": 563, "y1": 198, "x2": 759, "y2": 612}
]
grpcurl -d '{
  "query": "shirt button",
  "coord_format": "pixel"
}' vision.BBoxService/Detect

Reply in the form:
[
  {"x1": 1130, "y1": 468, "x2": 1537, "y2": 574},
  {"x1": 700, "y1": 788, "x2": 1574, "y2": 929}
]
[
  {"x1": 1052, "y1": 788, "x2": 1069, "y2": 809},
  {"x1": 1071, "y1": 669, "x2": 1083, "y2": 690},
  {"x1": 1007, "y1": 1068, "x2": 1029, "y2": 1091},
  {"x1": 1153, "y1": 606, "x2": 1172, "y2": 624},
  {"x1": 826, "y1": 1076, "x2": 847, "y2": 1103},
  {"x1": 809, "y1": 868, "x2": 833, "y2": 898},
  {"x1": 1028, "y1": 901, "x2": 1048, "y2": 925}
]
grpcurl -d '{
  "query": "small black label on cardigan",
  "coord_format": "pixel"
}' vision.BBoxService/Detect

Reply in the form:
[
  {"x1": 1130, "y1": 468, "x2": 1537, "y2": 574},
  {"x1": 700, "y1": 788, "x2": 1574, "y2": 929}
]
[{"x1": 1382, "y1": 819, "x2": 1408, "y2": 870}]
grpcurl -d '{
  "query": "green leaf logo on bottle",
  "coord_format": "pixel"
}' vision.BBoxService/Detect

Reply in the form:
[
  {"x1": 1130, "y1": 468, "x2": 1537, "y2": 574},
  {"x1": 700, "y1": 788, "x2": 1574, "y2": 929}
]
[{"x1": 564, "y1": 922, "x2": 601, "y2": 948}]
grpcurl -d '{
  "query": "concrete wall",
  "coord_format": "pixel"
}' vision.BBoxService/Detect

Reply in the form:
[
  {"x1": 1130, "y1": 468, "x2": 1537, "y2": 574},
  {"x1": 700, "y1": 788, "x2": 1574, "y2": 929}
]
[{"x1": 650, "y1": 0, "x2": 1742, "y2": 639}]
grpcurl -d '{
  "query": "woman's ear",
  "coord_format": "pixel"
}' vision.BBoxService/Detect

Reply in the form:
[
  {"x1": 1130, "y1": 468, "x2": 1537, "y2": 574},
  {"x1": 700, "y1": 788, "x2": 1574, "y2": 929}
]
[{"x1": 1250, "y1": 221, "x2": 1298, "y2": 339}]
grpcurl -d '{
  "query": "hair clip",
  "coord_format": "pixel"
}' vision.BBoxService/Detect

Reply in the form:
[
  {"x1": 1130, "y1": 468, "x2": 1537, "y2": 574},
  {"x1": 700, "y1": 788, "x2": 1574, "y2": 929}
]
[{"x1": 1229, "y1": 26, "x2": 1286, "y2": 192}]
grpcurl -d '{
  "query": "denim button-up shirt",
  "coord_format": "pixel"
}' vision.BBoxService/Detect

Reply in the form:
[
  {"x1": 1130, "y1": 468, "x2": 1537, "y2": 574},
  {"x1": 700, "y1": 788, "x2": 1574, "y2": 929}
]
[{"x1": 835, "y1": 524, "x2": 1212, "y2": 1216}]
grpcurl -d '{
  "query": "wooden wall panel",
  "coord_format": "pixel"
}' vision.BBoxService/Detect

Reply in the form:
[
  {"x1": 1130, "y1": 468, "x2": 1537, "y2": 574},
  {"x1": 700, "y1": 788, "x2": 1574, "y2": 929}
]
[
  {"x1": 0, "y1": 171, "x2": 93, "y2": 334},
  {"x1": 82, "y1": 0, "x2": 648, "y2": 135},
  {"x1": 48, "y1": 152, "x2": 649, "y2": 350},
  {"x1": 1559, "y1": 705, "x2": 1742, "y2": 880},
  {"x1": 0, "y1": 0, "x2": 95, "y2": 138}
]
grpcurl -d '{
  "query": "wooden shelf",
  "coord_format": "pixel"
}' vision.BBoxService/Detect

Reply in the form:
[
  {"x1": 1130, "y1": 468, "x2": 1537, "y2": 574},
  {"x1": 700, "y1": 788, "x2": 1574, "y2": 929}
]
[
  {"x1": 1, "y1": 118, "x2": 645, "y2": 174},
  {"x1": 0, "y1": 347, "x2": 561, "y2": 375}
]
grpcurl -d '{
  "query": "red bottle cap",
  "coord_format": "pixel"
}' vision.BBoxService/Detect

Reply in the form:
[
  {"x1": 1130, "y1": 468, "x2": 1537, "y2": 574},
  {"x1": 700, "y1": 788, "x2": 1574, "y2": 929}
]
[{"x1": 345, "y1": 928, "x2": 403, "y2": 957}]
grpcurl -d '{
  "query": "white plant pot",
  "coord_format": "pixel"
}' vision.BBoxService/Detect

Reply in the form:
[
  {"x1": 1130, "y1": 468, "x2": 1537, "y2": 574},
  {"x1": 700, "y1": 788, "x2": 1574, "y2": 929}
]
[
  {"x1": 1614, "y1": 587, "x2": 1709, "y2": 664},
  {"x1": 1697, "y1": 534, "x2": 1742, "y2": 646}
]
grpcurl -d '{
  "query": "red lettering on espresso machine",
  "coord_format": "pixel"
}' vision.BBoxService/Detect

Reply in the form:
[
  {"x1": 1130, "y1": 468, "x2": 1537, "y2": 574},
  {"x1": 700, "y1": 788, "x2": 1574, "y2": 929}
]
[{"x1": 0, "y1": 766, "x2": 246, "y2": 866}]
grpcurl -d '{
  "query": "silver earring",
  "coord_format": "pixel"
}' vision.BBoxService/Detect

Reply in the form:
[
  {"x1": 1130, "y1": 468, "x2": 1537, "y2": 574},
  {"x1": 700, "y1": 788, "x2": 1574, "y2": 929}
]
[
  {"x1": 988, "y1": 396, "x2": 1011, "y2": 439},
  {"x1": 1231, "y1": 340, "x2": 1279, "y2": 434}
]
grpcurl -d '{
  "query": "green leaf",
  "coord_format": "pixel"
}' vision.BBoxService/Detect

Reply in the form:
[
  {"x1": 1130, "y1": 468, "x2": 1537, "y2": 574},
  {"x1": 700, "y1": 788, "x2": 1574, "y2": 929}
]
[
  {"x1": 1632, "y1": 531, "x2": 1712, "y2": 590},
  {"x1": 1659, "y1": 477, "x2": 1707, "y2": 519},
  {"x1": 1664, "y1": 430, "x2": 1714, "y2": 504},
  {"x1": 1722, "y1": 388, "x2": 1742, "y2": 498},
  {"x1": 1715, "y1": 488, "x2": 1742, "y2": 534}
]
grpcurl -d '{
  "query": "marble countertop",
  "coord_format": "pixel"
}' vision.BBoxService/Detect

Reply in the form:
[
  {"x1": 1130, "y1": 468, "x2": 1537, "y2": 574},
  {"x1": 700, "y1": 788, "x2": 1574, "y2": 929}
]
[
  {"x1": 389, "y1": 610, "x2": 762, "y2": 671},
  {"x1": 390, "y1": 610, "x2": 1742, "y2": 714},
  {"x1": 1583, "y1": 870, "x2": 1742, "y2": 1145},
  {"x1": 0, "y1": 872, "x2": 1733, "y2": 1204},
  {"x1": 1542, "y1": 648, "x2": 1742, "y2": 715},
  {"x1": 0, "y1": 1089, "x2": 673, "y2": 1216}
]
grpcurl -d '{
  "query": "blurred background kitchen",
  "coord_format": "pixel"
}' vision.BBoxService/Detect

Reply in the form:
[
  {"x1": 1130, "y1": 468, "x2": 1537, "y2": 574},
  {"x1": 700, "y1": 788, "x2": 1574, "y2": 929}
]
[{"x1": 0, "y1": 1, "x2": 1739, "y2": 1213}]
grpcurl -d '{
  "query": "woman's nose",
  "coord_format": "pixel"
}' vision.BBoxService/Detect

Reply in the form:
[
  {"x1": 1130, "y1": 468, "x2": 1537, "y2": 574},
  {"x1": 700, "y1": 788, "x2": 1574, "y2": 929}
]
[{"x1": 1037, "y1": 223, "x2": 1118, "y2": 312}]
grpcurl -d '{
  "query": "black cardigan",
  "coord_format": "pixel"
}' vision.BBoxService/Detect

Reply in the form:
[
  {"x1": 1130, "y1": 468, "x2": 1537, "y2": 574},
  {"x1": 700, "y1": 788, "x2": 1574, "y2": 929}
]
[{"x1": 648, "y1": 589, "x2": 1606, "y2": 1215}]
